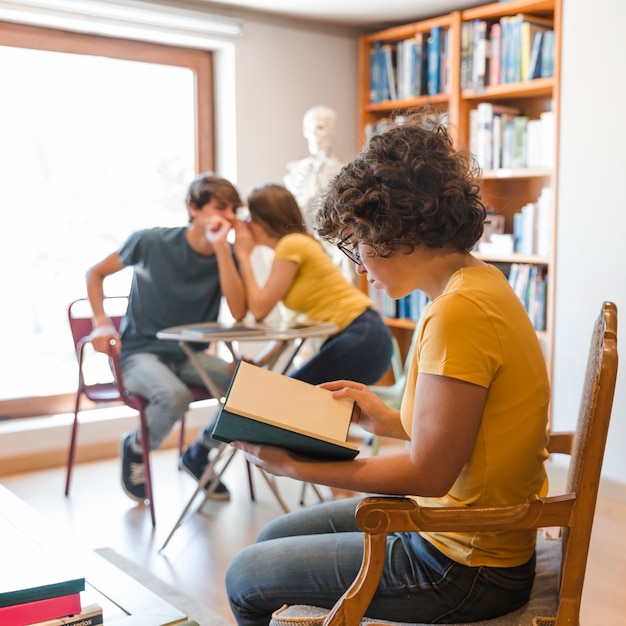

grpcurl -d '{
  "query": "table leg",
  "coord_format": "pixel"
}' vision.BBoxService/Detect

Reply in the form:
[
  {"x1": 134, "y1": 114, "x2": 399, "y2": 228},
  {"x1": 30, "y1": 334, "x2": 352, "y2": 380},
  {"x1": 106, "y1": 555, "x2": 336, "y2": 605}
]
[
  {"x1": 178, "y1": 341, "x2": 226, "y2": 400},
  {"x1": 159, "y1": 443, "x2": 236, "y2": 552},
  {"x1": 256, "y1": 469, "x2": 290, "y2": 514},
  {"x1": 160, "y1": 338, "x2": 307, "y2": 552}
]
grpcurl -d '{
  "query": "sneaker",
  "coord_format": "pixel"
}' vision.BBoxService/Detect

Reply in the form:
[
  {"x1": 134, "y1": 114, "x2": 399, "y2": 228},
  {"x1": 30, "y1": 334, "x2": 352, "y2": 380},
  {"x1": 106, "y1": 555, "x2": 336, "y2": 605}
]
[
  {"x1": 120, "y1": 433, "x2": 146, "y2": 503},
  {"x1": 180, "y1": 443, "x2": 230, "y2": 501}
]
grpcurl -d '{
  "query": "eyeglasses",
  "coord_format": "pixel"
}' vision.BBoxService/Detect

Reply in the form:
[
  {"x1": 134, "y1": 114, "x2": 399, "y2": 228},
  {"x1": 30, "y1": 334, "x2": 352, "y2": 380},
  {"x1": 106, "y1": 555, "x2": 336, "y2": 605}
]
[{"x1": 337, "y1": 241, "x2": 361, "y2": 265}]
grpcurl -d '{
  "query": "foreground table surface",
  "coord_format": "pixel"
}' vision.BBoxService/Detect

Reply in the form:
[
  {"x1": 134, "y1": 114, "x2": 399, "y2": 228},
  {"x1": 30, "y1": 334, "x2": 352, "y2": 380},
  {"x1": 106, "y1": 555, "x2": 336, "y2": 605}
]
[{"x1": 0, "y1": 484, "x2": 199, "y2": 626}]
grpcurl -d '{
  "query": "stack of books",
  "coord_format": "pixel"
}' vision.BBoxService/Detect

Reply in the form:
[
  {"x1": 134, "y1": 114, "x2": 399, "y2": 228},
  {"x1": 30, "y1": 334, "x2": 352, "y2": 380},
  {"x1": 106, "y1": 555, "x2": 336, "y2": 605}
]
[
  {"x1": 0, "y1": 512, "x2": 103, "y2": 626},
  {"x1": 0, "y1": 573, "x2": 102, "y2": 625}
]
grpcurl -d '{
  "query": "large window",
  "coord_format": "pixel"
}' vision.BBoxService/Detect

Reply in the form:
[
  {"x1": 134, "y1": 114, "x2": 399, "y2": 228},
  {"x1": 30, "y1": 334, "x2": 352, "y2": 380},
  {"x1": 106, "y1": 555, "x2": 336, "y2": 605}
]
[{"x1": 0, "y1": 22, "x2": 214, "y2": 418}]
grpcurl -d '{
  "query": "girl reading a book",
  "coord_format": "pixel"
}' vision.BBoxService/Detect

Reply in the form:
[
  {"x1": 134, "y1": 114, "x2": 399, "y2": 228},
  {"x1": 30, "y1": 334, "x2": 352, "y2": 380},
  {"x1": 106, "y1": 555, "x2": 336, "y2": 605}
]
[{"x1": 225, "y1": 108, "x2": 550, "y2": 626}]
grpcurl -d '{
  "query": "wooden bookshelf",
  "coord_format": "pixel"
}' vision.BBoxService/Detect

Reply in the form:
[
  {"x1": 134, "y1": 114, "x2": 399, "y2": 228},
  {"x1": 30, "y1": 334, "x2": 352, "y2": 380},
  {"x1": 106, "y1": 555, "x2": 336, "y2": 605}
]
[{"x1": 358, "y1": 0, "x2": 561, "y2": 378}]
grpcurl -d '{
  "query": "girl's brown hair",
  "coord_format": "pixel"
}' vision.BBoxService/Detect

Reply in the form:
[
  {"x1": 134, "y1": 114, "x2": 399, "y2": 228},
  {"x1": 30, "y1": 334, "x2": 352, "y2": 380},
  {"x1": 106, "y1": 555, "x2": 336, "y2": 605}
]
[{"x1": 247, "y1": 184, "x2": 309, "y2": 239}]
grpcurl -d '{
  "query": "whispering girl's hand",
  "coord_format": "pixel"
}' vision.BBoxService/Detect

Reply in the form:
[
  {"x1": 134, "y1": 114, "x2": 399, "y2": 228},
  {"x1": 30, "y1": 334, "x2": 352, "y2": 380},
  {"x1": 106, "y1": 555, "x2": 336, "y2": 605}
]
[{"x1": 233, "y1": 220, "x2": 256, "y2": 258}]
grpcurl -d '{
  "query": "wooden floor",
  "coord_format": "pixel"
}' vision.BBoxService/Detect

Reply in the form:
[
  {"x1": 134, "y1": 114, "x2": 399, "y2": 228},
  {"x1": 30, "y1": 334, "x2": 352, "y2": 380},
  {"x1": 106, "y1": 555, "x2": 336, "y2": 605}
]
[{"x1": 2, "y1": 445, "x2": 626, "y2": 625}]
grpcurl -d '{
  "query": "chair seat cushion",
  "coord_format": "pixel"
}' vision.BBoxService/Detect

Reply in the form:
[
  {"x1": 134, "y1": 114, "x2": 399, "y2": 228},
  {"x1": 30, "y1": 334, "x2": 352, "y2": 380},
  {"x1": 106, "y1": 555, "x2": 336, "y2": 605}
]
[{"x1": 270, "y1": 534, "x2": 560, "y2": 626}]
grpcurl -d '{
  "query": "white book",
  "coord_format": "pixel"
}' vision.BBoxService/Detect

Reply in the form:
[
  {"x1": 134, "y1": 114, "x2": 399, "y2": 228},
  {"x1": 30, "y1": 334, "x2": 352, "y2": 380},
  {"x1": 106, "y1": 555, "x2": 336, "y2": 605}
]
[
  {"x1": 492, "y1": 114, "x2": 502, "y2": 170},
  {"x1": 535, "y1": 186, "x2": 554, "y2": 257},
  {"x1": 526, "y1": 118, "x2": 543, "y2": 168},
  {"x1": 475, "y1": 102, "x2": 494, "y2": 169},
  {"x1": 540, "y1": 110, "x2": 556, "y2": 168},
  {"x1": 521, "y1": 202, "x2": 537, "y2": 255},
  {"x1": 469, "y1": 108, "x2": 479, "y2": 162}
]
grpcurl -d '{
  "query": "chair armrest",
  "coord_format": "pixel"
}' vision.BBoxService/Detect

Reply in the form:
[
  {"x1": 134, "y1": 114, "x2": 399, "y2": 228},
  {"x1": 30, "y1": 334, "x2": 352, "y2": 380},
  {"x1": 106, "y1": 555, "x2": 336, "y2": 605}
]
[
  {"x1": 322, "y1": 494, "x2": 575, "y2": 626},
  {"x1": 354, "y1": 494, "x2": 575, "y2": 534}
]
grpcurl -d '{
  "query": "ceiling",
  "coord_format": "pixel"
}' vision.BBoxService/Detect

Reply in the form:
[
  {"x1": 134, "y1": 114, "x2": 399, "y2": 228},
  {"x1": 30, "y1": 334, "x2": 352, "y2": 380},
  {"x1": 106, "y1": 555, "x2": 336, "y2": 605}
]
[{"x1": 193, "y1": 0, "x2": 487, "y2": 27}]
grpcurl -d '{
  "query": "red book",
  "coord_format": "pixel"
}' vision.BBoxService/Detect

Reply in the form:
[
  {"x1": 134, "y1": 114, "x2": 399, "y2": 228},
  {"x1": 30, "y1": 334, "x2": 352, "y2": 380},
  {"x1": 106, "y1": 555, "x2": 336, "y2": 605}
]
[{"x1": 0, "y1": 592, "x2": 81, "y2": 626}]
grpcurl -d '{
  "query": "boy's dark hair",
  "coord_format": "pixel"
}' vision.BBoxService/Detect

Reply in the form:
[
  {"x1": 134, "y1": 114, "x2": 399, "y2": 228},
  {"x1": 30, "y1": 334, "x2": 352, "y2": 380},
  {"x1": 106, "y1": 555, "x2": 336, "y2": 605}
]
[
  {"x1": 317, "y1": 108, "x2": 487, "y2": 255},
  {"x1": 186, "y1": 172, "x2": 243, "y2": 213}
]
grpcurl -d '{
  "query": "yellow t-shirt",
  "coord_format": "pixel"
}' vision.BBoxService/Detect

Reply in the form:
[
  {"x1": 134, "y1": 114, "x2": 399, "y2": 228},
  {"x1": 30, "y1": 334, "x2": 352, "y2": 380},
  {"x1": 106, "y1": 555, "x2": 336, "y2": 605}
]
[
  {"x1": 274, "y1": 233, "x2": 372, "y2": 331},
  {"x1": 400, "y1": 265, "x2": 550, "y2": 567}
]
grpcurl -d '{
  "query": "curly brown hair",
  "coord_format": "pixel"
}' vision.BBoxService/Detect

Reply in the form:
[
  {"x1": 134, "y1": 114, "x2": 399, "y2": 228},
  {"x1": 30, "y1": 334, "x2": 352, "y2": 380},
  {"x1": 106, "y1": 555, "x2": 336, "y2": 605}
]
[{"x1": 316, "y1": 108, "x2": 487, "y2": 255}]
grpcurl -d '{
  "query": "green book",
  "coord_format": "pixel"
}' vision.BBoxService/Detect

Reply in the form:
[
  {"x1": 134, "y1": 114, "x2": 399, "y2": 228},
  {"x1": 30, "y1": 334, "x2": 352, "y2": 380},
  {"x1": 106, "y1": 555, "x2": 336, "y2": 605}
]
[
  {"x1": 212, "y1": 362, "x2": 359, "y2": 461},
  {"x1": 0, "y1": 515, "x2": 85, "y2": 609},
  {"x1": 0, "y1": 576, "x2": 85, "y2": 608}
]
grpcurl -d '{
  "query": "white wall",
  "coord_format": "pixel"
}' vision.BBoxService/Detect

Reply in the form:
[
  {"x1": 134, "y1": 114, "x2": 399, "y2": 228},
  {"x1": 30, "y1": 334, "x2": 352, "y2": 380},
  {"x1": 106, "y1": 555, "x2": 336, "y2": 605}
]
[
  {"x1": 552, "y1": 0, "x2": 626, "y2": 482},
  {"x1": 212, "y1": 12, "x2": 360, "y2": 197}
]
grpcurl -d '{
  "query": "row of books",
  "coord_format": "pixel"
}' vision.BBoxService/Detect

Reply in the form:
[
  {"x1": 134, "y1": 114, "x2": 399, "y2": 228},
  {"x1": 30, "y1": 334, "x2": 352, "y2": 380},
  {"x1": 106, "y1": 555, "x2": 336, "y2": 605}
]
[
  {"x1": 368, "y1": 13, "x2": 555, "y2": 104},
  {"x1": 369, "y1": 26, "x2": 452, "y2": 103},
  {"x1": 369, "y1": 286, "x2": 430, "y2": 323},
  {"x1": 469, "y1": 103, "x2": 555, "y2": 171},
  {"x1": 512, "y1": 186, "x2": 554, "y2": 257},
  {"x1": 507, "y1": 263, "x2": 547, "y2": 331},
  {"x1": 462, "y1": 13, "x2": 555, "y2": 91}
]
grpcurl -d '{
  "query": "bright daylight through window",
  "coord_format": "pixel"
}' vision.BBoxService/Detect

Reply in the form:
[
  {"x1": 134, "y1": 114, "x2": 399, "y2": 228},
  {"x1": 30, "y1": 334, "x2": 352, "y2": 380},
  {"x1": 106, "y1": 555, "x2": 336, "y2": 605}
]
[{"x1": 0, "y1": 45, "x2": 196, "y2": 402}]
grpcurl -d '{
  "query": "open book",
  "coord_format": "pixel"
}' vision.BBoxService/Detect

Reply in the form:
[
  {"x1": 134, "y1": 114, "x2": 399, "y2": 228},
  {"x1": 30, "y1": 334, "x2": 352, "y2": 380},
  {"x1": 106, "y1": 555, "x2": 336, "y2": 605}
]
[{"x1": 211, "y1": 361, "x2": 359, "y2": 460}]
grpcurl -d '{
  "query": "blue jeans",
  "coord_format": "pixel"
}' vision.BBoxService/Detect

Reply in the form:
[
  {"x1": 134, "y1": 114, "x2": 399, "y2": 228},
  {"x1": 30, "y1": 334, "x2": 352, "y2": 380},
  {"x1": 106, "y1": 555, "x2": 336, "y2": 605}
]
[
  {"x1": 225, "y1": 498, "x2": 536, "y2": 626},
  {"x1": 289, "y1": 308, "x2": 393, "y2": 386},
  {"x1": 119, "y1": 351, "x2": 232, "y2": 450}
]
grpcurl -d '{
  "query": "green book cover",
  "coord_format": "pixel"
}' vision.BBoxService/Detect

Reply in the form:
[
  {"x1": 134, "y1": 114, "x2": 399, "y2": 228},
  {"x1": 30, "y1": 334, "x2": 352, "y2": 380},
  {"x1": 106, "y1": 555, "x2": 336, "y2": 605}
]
[
  {"x1": 213, "y1": 409, "x2": 359, "y2": 460},
  {"x1": 0, "y1": 577, "x2": 85, "y2": 608},
  {"x1": 0, "y1": 515, "x2": 86, "y2": 609}
]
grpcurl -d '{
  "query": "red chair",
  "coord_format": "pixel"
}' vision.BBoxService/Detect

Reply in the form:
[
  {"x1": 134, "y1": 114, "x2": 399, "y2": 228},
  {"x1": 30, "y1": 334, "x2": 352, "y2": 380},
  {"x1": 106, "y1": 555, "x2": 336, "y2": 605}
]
[{"x1": 64, "y1": 296, "x2": 215, "y2": 526}]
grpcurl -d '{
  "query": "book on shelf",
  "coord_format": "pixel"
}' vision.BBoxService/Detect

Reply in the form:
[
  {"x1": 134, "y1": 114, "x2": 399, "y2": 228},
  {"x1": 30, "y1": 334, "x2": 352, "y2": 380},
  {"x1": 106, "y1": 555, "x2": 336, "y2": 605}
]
[
  {"x1": 540, "y1": 110, "x2": 556, "y2": 168},
  {"x1": 396, "y1": 37, "x2": 418, "y2": 100},
  {"x1": 369, "y1": 41, "x2": 381, "y2": 102},
  {"x1": 441, "y1": 27, "x2": 453, "y2": 94},
  {"x1": 525, "y1": 117, "x2": 543, "y2": 168},
  {"x1": 460, "y1": 20, "x2": 473, "y2": 90},
  {"x1": 381, "y1": 44, "x2": 397, "y2": 101},
  {"x1": 427, "y1": 26, "x2": 441, "y2": 95},
  {"x1": 0, "y1": 592, "x2": 82, "y2": 626},
  {"x1": 471, "y1": 19, "x2": 489, "y2": 91},
  {"x1": 511, "y1": 115, "x2": 529, "y2": 168},
  {"x1": 526, "y1": 29, "x2": 544, "y2": 80},
  {"x1": 28, "y1": 603, "x2": 103, "y2": 626},
  {"x1": 540, "y1": 30, "x2": 555, "y2": 77},
  {"x1": 489, "y1": 21, "x2": 502, "y2": 86},
  {"x1": 211, "y1": 361, "x2": 359, "y2": 460},
  {"x1": 414, "y1": 32, "x2": 428, "y2": 96}
]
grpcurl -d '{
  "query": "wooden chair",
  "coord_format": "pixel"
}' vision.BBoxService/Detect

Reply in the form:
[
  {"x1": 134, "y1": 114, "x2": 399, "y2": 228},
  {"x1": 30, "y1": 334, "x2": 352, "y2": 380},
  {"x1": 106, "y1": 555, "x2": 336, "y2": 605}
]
[
  {"x1": 271, "y1": 301, "x2": 618, "y2": 626},
  {"x1": 64, "y1": 296, "x2": 216, "y2": 527}
]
